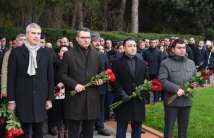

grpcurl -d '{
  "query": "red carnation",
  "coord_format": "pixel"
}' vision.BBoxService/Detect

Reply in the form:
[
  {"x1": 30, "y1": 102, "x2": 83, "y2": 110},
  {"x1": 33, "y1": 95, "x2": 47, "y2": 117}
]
[
  {"x1": 151, "y1": 80, "x2": 163, "y2": 92},
  {"x1": 203, "y1": 75, "x2": 209, "y2": 80},
  {"x1": 208, "y1": 70, "x2": 213, "y2": 75},
  {"x1": 200, "y1": 69, "x2": 206, "y2": 76},
  {"x1": 106, "y1": 68, "x2": 113, "y2": 75},
  {"x1": 109, "y1": 74, "x2": 116, "y2": 81},
  {"x1": 70, "y1": 68, "x2": 116, "y2": 96},
  {"x1": 6, "y1": 131, "x2": 13, "y2": 138},
  {"x1": 16, "y1": 129, "x2": 24, "y2": 135}
]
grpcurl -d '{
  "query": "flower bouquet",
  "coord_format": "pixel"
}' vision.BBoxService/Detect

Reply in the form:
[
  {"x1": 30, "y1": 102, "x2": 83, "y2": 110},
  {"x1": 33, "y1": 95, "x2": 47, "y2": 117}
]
[
  {"x1": 168, "y1": 72, "x2": 205, "y2": 104},
  {"x1": 110, "y1": 79, "x2": 163, "y2": 110},
  {"x1": 0, "y1": 97, "x2": 24, "y2": 138},
  {"x1": 70, "y1": 68, "x2": 116, "y2": 96},
  {"x1": 200, "y1": 68, "x2": 213, "y2": 81}
]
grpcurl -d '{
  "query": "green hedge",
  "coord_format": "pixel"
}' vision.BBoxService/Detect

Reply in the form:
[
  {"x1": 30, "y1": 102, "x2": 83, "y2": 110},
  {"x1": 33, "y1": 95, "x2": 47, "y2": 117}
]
[{"x1": 0, "y1": 27, "x2": 204, "y2": 43}]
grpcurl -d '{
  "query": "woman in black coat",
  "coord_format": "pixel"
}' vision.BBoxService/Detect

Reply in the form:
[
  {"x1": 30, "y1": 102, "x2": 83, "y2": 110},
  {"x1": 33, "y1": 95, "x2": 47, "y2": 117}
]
[{"x1": 48, "y1": 46, "x2": 69, "y2": 137}]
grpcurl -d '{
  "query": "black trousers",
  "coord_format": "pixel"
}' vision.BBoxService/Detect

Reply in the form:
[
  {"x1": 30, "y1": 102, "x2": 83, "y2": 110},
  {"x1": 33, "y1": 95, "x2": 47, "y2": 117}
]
[
  {"x1": 21, "y1": 122, "x2": 44, "y2": 138},
  {"x1": 95, "y1": 95, "x2": 105, "y2": 130},
  {"x1": 68, "y1": 120, "x2": 95, "y2": 138},
  {"x1": 164, "y1": 106, "x2": 191, "y2": 138}
]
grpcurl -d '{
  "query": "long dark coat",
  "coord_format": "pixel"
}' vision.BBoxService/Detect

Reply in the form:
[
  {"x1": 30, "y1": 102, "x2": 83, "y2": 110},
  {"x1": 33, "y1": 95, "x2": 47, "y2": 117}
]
[
  {"x1": 143, "y1": 47, "x2": 161, "y2": 76},
  {"x1": 111, "y1": 54, "x2": 148, "y2": 122},
  {"x1": 59, "y1": 45, "x2": 103, "y2": 120},
  {"x1": 7, "y1": 45, "x2": 54, "y2": 123}
]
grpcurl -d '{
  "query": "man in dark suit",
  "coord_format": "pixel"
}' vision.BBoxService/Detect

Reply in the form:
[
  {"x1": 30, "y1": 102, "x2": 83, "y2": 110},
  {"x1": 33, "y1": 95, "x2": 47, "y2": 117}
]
[
  {"x1": 7, "y1": 23, "x2": 54, "y2": 138},
  {"x1": 59, "y1": 27, "x2": 104, "y2": 138},
  {"x1": 159, "y1": 39, "x2": 196, "y2": 138},
  {"x1": 111, "y1": 38, "x2": 148, "y2": 138}
]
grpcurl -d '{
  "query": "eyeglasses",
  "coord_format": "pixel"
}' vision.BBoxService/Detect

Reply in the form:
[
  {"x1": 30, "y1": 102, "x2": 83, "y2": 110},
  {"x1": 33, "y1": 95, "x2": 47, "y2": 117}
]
[
  {"x1": 78, "y1": 36, "x2": 91, "y2": 39},
  {"x1": 126, "y1": 45, "x2": 137, "y2": 48}
]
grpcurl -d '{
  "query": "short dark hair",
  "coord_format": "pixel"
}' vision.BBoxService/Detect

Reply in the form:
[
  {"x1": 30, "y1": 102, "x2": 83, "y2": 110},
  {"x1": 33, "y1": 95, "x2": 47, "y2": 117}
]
[
  {"x1": 171, "y1": 39, "x2": 185, "y2": 48},
  {"x1": 123, "y1": 37, "x2": 136, "y2": 46},
  {"x1": 75, "y1": 27, "x2": 90, "y2": 37}
]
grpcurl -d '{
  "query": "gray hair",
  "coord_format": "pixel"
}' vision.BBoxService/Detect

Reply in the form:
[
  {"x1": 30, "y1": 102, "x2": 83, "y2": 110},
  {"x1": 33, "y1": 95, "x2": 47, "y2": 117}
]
[
  {"x1": 75, "y1": 27, "x2": 90, "y2": 37},
  {"x1": 26, "y1": 23, "x2": 41, "y2": 33}
]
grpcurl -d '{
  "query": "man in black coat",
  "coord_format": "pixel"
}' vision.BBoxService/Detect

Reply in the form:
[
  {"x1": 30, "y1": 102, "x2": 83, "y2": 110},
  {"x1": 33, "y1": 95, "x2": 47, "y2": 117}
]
[
  {"x1": 143, "y1": 39, "x2": 162, "y2": 102},
  {"x1": 187, "y1": 37, "x2": 202, "y2": 68},
  {"x1": 59, "y1": 27, "x2": 104, "y2": 138},
  {"x1": 7, "y1": 23, "x2": 54, "y2": 138},
  {"x1": 111, "y1": 38, "x2": 148, "y2": 138}
]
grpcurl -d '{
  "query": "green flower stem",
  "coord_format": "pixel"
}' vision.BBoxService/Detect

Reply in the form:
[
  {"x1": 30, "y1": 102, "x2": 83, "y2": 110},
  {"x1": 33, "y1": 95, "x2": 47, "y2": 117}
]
[
  {"x1": 167, "y1": 95, "x2": 177, "y2": 104},
  {"x1": 110, "y1": 101, "x2": 123, "y2": 110},
  {"x1": 70, "y1": 82, "x2": 94, "y2": 96}
]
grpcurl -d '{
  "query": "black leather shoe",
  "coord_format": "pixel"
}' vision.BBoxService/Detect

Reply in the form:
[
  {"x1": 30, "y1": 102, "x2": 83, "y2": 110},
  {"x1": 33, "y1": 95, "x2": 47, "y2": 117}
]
[
  {"x1": 141, "y1": 128, "x2": 146, "y2": 133},
  {"x1": 48, "y1": 126, "x2": 58, "y2": 136},
  {"x1": 97, "y1": 128, "x2": 111, "y2": 136}
]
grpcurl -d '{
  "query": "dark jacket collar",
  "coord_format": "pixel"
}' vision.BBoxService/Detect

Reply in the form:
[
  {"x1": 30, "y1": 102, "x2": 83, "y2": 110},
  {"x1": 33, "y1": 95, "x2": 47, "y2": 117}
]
[{"x1": 169, "y1": 52, "x2": 187, "y2": 62}]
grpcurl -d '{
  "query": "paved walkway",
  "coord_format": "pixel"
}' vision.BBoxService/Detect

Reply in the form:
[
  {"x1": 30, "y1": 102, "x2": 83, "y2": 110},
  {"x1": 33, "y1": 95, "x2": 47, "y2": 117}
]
[{"x1": 44, "y1": 120, "x2": 163, "y2": 138}]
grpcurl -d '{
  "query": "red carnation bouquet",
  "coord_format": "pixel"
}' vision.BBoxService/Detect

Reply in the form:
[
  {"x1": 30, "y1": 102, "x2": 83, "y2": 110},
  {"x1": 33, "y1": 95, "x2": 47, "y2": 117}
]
[
  {"x1": 0, "y1": 97, "x2": 24, "y2": 138},
  {"x1": 168, "y1": 72, "x2": 204, "y2": 104},
  {"x1": 70, "y1": 68, "x2": 116, "y2": 96},
  {"x1": 110, "y1": 79, "x2": 163, "y2": 110},
  {"x1": 200, "y1": 68, "x2": 213, "y2": 80}
]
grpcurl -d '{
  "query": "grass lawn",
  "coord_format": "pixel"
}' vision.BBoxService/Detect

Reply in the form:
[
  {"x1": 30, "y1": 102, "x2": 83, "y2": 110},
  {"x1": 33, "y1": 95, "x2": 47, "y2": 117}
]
[{"x1": 145, "y1": 87, "x2": 214, "y2": 138}]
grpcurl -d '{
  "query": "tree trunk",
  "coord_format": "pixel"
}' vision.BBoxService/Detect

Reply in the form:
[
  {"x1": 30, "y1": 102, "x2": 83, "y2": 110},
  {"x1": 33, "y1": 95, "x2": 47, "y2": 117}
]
[
  {"x1": 117, "y1": 0, "x2": 126, "y2": 31},
  {"x1": 77, "y1": 0, "x2": 83, "y2": 28},
  {"x1": 71, "y1": 0, "x2": 83, "y2": 29},
  {"x1": 102, "y1": 0, "x2": 109, "y2": 31},
  {"x1": 131, "y1": 0, "x2": 139, "y2": 33},
  {"x1": 71, "y1": 3, "x2": 78, "y2": 29}
]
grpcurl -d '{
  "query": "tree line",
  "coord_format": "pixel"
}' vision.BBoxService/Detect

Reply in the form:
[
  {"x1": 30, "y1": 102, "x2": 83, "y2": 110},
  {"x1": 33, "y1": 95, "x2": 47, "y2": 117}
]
[{"x1": 0, "y1": 0, "x2": 213, "y2": 36}]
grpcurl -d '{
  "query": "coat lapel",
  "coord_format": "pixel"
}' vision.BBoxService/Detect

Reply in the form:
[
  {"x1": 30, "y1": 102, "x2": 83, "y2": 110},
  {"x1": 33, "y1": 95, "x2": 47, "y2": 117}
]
[{"x1": 36, "y1": 48, "x2": 42, "y2": 65}]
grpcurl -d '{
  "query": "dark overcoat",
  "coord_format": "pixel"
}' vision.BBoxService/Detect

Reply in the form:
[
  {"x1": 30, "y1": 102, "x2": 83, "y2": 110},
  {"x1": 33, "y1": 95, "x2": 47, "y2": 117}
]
[
  {"x1": 7, "y1": 45, "x2": 54, "y2": 123},
  {"x1": 111, "y1": 55, "x2": 148, "y2": 122},
  {"x1": 143, "y1": 47, "x2": 161, "y2": 76},
  {"x1": 59, "y1": 45, "x2": 103, "y2": 120}
]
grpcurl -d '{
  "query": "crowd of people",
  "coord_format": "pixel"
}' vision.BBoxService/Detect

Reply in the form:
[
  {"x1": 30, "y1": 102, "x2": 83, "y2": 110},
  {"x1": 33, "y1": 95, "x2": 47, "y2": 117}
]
[{"x1": 0, "y1": 23, "x2": 214, "y2": 138}]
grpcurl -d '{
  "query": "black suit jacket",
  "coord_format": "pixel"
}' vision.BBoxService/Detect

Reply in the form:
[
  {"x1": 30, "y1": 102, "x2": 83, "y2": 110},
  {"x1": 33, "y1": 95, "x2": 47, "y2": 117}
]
[{"x1": 8, "y1": 45, "x2": 54, "y2": 123}]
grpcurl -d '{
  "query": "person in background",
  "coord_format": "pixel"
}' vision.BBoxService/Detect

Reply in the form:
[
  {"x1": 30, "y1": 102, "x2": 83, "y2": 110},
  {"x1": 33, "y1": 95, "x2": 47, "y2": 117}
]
[
  {"x1": 100, "y1": 37, "x2": 105, "y2": 47},
  {"x1": 48, "y1": 46, "x2": 69, "y2": 138},
  {"x1": 90, "y1": 32, "x2": 111, "y2": 136},
  {"x1": 143, "y1": 39, "x2": 162, "y2": 103},
  {"x1": 1, "y1": 34, "x2": 26, "y2": 98},
  {"x1": 197, "y1": 40, "x2": 208, "y2": 70},
  {"x1": 105, "y1": 39, "x2": 112, "y2": 52}
]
